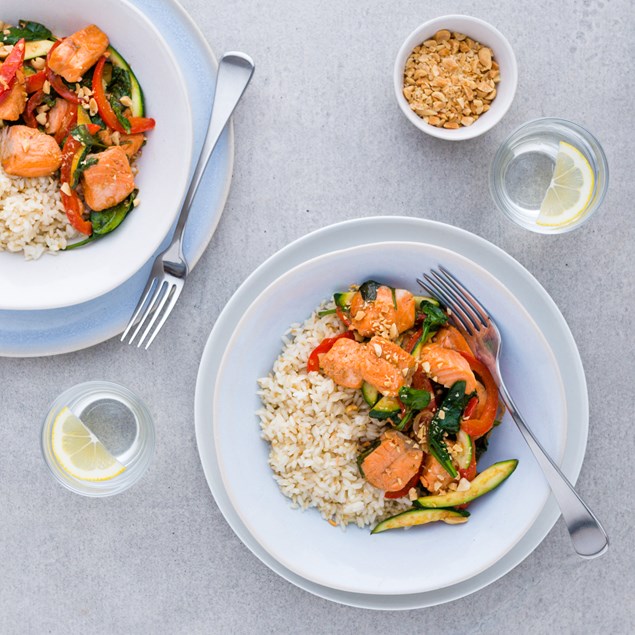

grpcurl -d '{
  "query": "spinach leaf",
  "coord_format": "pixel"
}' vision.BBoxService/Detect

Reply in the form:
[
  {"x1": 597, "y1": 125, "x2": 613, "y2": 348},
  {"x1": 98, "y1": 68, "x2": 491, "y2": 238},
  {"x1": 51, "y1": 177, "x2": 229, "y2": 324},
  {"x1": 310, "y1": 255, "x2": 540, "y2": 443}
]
[
  {"x1": 1, "y1": 20, "x2": 53, "y2": 44},
  {"x1": 393, "y1": 386, "x2": 431, "y2": 431},
  {"x1": 420, "y1": 300, "x2": 448, "y2": 342},
  {"x1": 70, "y1": 125, "x2": 107, "y2": 149},
  {"x1": 475, "y1": 432, "x2": 491, "y2": 462},
  {"x1": 110, "y1": 99, "x2": 131, "y2": 133},
  {"x1": 409, "y1": 300, "x2": 449, "y2": 353},
  {"x1": 92, "y1": 192, "x2": 136, "y2": 235},
  {"x1": 428, "y1": 422, "x2": 458, "y2": 478},
  {"x1": 107, "y1": 65, "x2": 132, "y2": 133},
  {"x1": 358, "y1": 280, "x2": 381, "y2": 303},
  {"x1": 64, "y1": 235, "x2": 96, "y2": 250},
  {"x1": 433, "y1": 380, "x2": 472, "y2": 434},
  {"x1": 426, "y1": 381, "x2": 473, "y2": 477},
  {"x1": 107, "y1": 65, "x2": 132, "y2": 100},
  {"x1": 398, "y1": 386, "x2": 431, "y2": 410}
]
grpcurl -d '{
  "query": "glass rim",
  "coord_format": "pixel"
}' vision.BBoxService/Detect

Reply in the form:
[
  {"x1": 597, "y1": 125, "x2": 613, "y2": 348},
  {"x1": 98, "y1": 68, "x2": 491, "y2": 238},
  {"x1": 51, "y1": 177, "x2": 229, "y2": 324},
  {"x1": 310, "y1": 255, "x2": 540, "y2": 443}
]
[
  {"x1": 41, "y1": 380, "x2": 155, "y2": 497},
  {"x1": 489, "y1": 117, "x2": 609, "y2": 234}
]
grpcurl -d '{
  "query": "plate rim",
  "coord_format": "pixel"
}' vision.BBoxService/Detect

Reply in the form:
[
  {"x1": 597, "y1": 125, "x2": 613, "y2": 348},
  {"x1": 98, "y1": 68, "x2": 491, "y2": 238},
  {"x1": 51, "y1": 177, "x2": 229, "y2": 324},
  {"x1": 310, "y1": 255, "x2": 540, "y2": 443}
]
[
  {"x1": 194, "y1": 216, "x2": 589, "y2": 609},
  {"x1": 212, "y1": 239, "x2": 567, "y2": 595}
]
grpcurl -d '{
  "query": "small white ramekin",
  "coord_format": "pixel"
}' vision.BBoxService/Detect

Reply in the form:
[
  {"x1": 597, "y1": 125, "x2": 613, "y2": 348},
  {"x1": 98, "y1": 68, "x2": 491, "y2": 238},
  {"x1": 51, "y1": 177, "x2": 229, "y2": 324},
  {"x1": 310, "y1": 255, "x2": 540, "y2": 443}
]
[{"x1": 394, "y1": 15, "x2": 518, "y2": 140}]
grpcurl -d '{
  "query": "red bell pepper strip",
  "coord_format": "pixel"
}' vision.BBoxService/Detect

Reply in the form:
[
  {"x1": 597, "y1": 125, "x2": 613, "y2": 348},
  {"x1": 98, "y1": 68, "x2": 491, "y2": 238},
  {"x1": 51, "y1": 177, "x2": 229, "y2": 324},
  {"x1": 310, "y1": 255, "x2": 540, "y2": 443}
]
[
  {"x1": 92, "y1": 56, "x2": 155, "y2": 134},
  {"x1": 23, "y1": 90, "x2": 46, "y2": 128},
  {"x1": 306, "y1": 331, "x2": 355, "y2": 373},
  {"x1": 25, "y1": 69, "x2": 46, "y2": 94},
  {"x1": 0, "y1": 39, "x2": 25, "y2": 102},
  {"x1": 53, "y1": 100, "x2": 78, "y2": 145},
  {"x1": 335, "y1": 306, "x2": 351, "y2": 327},
  {"x1": 59, "y1": 124, "x2": 101, "y2": 236},
  {"x1": 45, "y1": 41, "x2": 80, "y2": 104},
  {"x1": 384, "y1": 468, "x2": 422, "y2": 499},
  {"x1": 127, "y1": 116, "x2": 156, "y2": 134},
  {"x1": 463, "y1": 396, "x2": 479, "y2": 420},
  {"x1": 459, "y1": 353, "x2": 499, "y2": 438}
]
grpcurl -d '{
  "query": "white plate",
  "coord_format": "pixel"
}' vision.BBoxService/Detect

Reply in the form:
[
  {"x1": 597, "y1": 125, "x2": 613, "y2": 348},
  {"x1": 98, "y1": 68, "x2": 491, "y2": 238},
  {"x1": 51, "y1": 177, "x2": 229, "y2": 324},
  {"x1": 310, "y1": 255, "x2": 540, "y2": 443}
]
[
  {"x1": 0, "y1": 0, "x2": 192, "y2": 310},
  {"x1": 195, "y1": 217, "x2": 588, "y2": 608},
  {"x1": 213, "y1": 241, "x2": 565, "y2": 595},
  {"x1": 0, "y1": 0, "x2": 234, "y2": 356}
]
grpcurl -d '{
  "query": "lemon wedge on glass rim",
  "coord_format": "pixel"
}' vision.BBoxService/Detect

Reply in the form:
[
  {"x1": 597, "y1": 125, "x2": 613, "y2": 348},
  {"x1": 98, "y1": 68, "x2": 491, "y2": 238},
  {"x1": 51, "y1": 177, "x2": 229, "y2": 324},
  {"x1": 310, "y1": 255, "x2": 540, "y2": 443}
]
[
  {"x1": 537, "y1": 141, "x2": 595, "y2": 227},
  {"x1": 51, "y1": 407, "x2": 126, "y2": 481}
]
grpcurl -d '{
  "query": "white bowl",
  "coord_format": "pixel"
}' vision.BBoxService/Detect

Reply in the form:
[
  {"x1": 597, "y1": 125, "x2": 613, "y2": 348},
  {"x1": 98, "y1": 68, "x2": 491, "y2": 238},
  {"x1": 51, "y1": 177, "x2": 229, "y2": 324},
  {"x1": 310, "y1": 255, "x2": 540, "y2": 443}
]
[
  {"x1": 393, "y1": 15, "x2": 518, "y2": 140},
  {"x1": 0, "y1": 0, "x2": 192, "y2": 310},
  {"x1": 212, "y1": 241, "x2": 566, "y2": 595}
]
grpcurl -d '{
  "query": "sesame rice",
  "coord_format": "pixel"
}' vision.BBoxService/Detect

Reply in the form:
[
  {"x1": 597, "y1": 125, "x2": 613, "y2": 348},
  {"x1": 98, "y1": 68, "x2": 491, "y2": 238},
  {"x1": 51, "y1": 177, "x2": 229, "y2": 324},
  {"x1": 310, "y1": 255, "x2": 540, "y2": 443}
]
[{"x1": 257, "y1": 304, "x2": 409, "y2": 528}]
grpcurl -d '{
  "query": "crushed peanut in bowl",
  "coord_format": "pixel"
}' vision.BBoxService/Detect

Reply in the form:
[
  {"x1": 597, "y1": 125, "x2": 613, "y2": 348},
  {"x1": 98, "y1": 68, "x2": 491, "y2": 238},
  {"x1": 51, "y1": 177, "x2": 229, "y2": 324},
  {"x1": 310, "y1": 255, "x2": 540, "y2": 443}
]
[{"x1": 403, "y1": 29, "x2": 501, "y2": 129}]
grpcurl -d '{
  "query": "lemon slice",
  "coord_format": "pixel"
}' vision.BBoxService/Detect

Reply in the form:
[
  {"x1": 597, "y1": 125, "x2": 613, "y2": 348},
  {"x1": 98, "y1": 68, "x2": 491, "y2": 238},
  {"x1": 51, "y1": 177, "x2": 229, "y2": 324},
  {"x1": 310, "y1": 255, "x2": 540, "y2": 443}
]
[
  {"x1": 51, "y1": 407, "x2": 126, "y2": 481},
  {"x1": 537, "y1": 141, "x2": 595, "y2": 227}
]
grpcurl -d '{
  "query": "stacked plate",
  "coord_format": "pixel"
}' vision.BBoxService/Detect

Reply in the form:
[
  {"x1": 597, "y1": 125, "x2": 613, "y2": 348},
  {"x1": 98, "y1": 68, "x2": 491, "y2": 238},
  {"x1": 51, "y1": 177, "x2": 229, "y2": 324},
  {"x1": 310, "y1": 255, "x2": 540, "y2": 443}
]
[
  {"x1": 0, "y1": 0, "x2": 233, "y2": 357},
  {"x1": 195, "y1": 216, "x2": 589, "y2": 609}
]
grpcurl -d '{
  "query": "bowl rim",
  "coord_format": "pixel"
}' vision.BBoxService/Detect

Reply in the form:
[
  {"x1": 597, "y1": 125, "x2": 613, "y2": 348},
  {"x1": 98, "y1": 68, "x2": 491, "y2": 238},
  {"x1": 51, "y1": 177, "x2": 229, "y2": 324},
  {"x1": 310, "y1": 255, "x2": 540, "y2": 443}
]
[
  {"x1": 212, "y1": 239, "x2": 565, "y2": 595},
  {"x1": 0, "y1": 0, "x2": 194, "y2": 311},
  {"x1": 393, "y1": 14, "x2": 518, "y2": 141}
]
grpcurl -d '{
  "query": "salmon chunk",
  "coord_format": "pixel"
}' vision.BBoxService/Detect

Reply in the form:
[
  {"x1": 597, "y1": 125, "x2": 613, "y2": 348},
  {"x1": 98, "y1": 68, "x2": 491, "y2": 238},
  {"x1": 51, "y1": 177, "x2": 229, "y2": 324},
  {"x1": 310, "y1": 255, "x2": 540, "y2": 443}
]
[
  {"x1": 319, "y1": 337, "x2": 365, "y2": 389},
  {"x1": 0, "y1": 125, "x2": 62, "y2": 177},
  {"x1": 420, "y1": 452, "x2": 456, "y2": 493},
  {"x1": 98, "y1": 129, "x2": 145, "y2": 159},
  {"x1": 45, "y1": 99, "x2": 71, "y2": 136},
  {"x1": 361, "y1": 336, "x2": 416, "y2": 397},
  {"x1": 350, "y1": 285, "x2": 415, "y2": 339},
  {"x1": 432, "y1": 325, "x2": 472, "y2": 355},
  {"x1": 419, "y1": 343, "x2": 477, "y2": 393},
  {"x1": 0, "y1": 69, "x2": 27, "y2": 121},
  {"x1": 361, "y1": 429, "x2": 423, "y2": 492},
  {"x1": 81, "y1": 146, "x2": 135, "y2": 211},
  {"x1": 48, "y1": 25, "x2": 109, "y2": 83}
]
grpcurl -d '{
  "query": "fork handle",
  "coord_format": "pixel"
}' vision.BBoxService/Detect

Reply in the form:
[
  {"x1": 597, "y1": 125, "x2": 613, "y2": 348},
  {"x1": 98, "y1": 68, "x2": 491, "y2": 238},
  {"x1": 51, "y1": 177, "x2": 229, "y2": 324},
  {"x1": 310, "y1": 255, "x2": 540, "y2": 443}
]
[
  {"x1": 500, "y1": 386, "x2": 608, "y2": 558},
  {"x1": 171, "y1": 52, "x2": 255, "y2": 254}
]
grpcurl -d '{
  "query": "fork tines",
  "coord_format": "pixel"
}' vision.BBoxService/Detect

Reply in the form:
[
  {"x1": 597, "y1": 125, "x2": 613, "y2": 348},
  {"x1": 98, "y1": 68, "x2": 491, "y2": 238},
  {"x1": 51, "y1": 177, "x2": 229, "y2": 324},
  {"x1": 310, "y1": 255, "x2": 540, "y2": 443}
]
[
  {"x1": 120, "y1": 277, "x2": 181, "y2": 349},
  {"x1": 417, "y1": 266, "x2": 490, "y2": 336}
]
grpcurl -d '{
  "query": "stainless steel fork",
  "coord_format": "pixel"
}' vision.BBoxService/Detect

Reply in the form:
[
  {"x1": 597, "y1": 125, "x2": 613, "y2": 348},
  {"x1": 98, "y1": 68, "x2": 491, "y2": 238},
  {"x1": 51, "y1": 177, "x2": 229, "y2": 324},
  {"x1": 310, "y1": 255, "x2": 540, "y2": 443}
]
[
  {"x1": 121, "y1": 52, "x2": 255, "y2": 348},
  {"x1": 418, "y1": 266, "x2": 608, "y2": 559}
]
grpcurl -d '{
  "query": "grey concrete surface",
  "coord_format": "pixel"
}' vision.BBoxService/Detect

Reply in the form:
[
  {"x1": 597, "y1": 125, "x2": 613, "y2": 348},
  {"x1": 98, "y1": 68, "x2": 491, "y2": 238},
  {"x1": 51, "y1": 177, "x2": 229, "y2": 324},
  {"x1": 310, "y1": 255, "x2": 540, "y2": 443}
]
[{"x1": 1, "y1": 0, "x2": 634, "y2": 632}]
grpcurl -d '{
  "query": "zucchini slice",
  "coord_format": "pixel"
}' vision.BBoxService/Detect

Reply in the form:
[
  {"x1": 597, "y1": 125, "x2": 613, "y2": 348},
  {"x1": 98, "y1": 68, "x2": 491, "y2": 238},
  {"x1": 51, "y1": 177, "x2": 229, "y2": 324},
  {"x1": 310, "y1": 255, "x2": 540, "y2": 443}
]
[
  {"x1": 334, "y1": 291, "x2": 355, "y2": 310},
  {"x1": 107, "y1": 45, "x2": 145, "y2": 117},
  {"x1": 369, "y1": 395, "x2": 401, "y2": 420},
  {"x1": 371, "y1": 508, "x2": 469, "y2": 534},
  {"x1": 361, "y1": 382, "x2": 380, "y2": 407},
  {"x1": 455, "y1": 430, "x2": 473, "y2": 471},
  {"x1": 415, "y1": 459, "x2": 518, "y2": 508},
  {"x1": 24, "y1": 40, "x2": 54, "y2": 60}
]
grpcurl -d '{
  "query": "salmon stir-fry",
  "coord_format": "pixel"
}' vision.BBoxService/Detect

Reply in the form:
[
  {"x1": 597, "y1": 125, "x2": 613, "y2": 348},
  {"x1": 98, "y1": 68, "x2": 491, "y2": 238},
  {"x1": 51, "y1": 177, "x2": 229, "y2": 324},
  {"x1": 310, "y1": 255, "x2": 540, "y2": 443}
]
[
  {"x1": 0, "y1": 19, "x2": 156, "y2": 248},
  {"x1": 306, "y1": 280, "x2": 515, "y2": 531}
]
